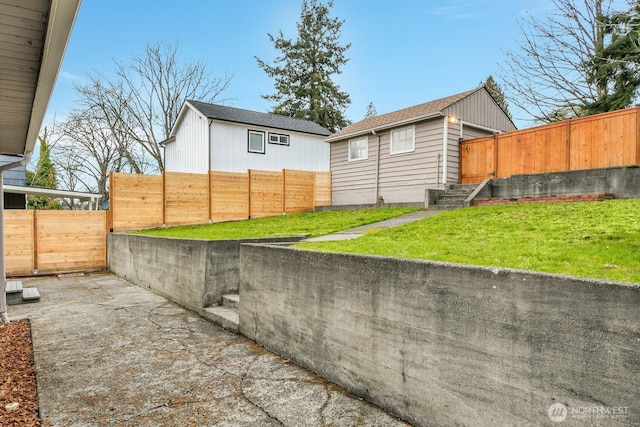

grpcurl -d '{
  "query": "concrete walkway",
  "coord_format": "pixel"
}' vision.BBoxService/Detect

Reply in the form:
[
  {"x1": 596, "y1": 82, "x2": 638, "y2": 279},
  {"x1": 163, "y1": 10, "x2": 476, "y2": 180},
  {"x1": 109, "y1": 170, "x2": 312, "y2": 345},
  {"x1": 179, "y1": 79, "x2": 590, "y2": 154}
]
[
  {"x1": 10, "y1": 273, "x2": 409, "y2": 426},
  {"x1": 304, "y1": 210, "x2": 439, "y2": 242}
]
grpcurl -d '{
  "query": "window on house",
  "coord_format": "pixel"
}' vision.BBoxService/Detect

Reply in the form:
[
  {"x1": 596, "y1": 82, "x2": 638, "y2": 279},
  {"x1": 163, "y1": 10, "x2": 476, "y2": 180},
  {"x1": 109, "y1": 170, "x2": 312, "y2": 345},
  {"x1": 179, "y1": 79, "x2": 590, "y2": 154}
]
[
  {"x1": 248, "y1": 130, "x2": 265, "y2": 154},
  {"x1": 348, "y1": 137, "x2": 368, "y2": 161},
  {"x1": 269, "y1": 133, "x2": 290, "y2": 145},
  {"x1": 390, "y1": 125, "x2": 415, "y2": 154}
]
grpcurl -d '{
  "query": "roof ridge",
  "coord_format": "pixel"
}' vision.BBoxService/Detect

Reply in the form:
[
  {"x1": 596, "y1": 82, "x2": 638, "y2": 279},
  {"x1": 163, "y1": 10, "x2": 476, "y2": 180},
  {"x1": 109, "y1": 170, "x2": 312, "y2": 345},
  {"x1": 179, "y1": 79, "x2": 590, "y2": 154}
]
[{"x1": 327, "y1": 88, "x2": 479, "y2": 140}]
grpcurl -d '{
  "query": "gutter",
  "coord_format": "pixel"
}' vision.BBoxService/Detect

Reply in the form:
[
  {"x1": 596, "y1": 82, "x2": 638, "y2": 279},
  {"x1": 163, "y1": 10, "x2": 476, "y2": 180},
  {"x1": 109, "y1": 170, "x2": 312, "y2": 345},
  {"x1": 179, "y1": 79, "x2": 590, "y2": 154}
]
[{"x1": 0, "y1": 153, "x2": 33, "y2": 323}]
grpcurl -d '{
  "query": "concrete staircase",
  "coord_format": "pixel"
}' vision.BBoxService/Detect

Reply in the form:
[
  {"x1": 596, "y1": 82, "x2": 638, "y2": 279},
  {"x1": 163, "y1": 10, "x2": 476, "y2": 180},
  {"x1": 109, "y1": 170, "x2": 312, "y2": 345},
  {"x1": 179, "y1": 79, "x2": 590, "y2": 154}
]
[
  {"x1": 431, "y1": 184, "x2": 477, "y2": 210},
  {"x1": 5, "y1": 280, "x2": 40, "y2": 305},
  {"x1": 202, "y1": 294, "x2": 239, "y2": 333}
]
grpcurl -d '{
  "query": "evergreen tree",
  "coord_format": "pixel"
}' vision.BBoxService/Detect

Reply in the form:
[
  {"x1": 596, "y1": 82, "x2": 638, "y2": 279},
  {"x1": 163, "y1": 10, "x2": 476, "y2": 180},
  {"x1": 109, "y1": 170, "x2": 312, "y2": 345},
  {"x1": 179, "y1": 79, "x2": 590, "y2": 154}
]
[
  {"x1": 26, "y1": 136, "x2": 61, "y2": 209},
  {"x1": 583, "y1": 2, "x2": 640, "y2": 114},
  {"x1": 255, "y1": 0, "x2": 352, "y2": 132},
  {"x1": 481, "y1": 76, "x2": 512, "y2": 120},
  {"x1": 365, "y1": 102, "x2": 377, "y2": 118}
]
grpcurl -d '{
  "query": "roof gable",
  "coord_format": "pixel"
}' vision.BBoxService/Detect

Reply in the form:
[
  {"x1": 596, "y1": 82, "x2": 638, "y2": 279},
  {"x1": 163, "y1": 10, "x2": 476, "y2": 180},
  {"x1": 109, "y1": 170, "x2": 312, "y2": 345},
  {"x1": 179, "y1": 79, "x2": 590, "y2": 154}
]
[
  {"x1": 326, "y1": 88, "x2": 482, "y2": 142},
  {"x1": 185, "y1": 100, "x2": 331, "y2": 137}
]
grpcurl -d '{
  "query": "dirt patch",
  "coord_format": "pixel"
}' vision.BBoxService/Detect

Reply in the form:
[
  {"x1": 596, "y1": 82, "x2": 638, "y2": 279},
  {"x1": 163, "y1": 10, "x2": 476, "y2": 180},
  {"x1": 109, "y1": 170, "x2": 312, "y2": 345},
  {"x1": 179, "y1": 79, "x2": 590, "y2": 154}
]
[{"x1": 0, "y1": 320, "x2": 40, "y2": 426}]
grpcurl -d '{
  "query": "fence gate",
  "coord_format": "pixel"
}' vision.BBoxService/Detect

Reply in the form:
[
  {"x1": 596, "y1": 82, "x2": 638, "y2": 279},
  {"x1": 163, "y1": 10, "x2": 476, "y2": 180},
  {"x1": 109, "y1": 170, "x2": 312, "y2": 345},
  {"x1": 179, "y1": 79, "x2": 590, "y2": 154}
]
[{"x1": 460, "y1": 136, "x2": 496, "y2": 184}]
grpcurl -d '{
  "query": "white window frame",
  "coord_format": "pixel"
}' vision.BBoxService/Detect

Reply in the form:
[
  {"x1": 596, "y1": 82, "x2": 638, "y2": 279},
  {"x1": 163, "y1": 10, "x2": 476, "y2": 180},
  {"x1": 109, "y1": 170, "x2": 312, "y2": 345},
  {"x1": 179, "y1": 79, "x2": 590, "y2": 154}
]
[
  {"x1": 268, "y1": 132, "x2": 290, "y2": 146},
  {"x1": 248, "y1": 130, "x2": 265, "y2": 154},
  {"x1": 348, "y1": 136, "x2": 368, "y2": 161},
  {"x1": 390, "y1": 125, "x2": 415, "y2": 155}
]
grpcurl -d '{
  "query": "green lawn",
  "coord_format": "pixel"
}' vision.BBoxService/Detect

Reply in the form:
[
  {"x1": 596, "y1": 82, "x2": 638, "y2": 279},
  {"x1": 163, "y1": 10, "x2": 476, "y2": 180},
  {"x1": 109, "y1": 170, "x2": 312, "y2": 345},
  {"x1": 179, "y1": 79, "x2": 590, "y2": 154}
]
[
  {"x1": 134, "y1": 207, "x2": 419, "y2": 240},
  {"x1": 296, "y1": 199, "x2": 640, "y2": 284}
]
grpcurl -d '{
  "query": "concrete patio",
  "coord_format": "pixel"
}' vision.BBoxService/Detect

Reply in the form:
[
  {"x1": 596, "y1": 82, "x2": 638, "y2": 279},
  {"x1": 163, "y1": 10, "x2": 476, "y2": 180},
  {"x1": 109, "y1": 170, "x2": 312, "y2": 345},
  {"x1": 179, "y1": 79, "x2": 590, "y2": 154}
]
[{"x1": 10, "y1": 273, "x2": 410, "y2": 426}]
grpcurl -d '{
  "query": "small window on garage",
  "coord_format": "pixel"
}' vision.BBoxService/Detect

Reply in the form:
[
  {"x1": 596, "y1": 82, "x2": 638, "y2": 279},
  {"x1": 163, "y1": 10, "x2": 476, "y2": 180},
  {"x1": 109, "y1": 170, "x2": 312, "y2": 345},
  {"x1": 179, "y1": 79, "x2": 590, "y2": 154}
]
[
  {"x1": 348, "y1": 137, "x2": 368, "y2": 161},
  {"x1": 248, "y1": 130, "x2": 265, "y2": 154},
  {"x1": 269, "y1": 133, "x2": 290, "y2": 146}
]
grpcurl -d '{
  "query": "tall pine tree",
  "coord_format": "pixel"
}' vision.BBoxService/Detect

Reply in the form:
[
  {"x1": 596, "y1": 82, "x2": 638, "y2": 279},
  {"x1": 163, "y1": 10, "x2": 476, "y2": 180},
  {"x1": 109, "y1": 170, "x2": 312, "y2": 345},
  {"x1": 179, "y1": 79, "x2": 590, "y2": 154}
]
[
  {"x1": 255, "y1": 0, "x2": 352, "y2": 132},
  {"x1": 481, "y1": 76, "x2": 512, "y2": 120},
  {"x1": 365, "y1": 102, "x2": 377, "y2": 118},
  {"x1": 583, "y1": 2, "x2": 640, "y2": 114},
  {"x1": 26, "y1": 136, "x2": 61, "y2": 209}
]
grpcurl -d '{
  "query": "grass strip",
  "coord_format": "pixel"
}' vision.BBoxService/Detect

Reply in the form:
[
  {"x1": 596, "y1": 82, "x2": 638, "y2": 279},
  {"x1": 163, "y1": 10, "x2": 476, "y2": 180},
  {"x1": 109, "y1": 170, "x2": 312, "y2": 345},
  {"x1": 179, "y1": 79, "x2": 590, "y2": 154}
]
[
  {"x1": 134, "y1": 207, "x2": 419, "y2": 240},
  {"x1": 296, "y1": 199, "x2": 640, "y2": 284}
]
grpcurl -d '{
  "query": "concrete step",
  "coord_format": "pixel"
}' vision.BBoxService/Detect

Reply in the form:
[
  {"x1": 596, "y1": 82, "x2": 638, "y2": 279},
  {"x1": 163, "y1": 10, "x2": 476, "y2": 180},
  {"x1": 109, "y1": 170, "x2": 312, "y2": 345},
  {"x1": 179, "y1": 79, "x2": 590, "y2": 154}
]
[
  {"x1": 222, "y1": 294, "x2": 239, "y2": 310},
  {"x1": 5, "y1": 280, "x2": 41, "y2": 305},
  {"x1": 202, "y1": 306, "x2": 239, "y2": 333},
  {"x1": 6, "y1": 280, "x2": 23, "y2": 293},
  {"x1": 429, "y1": 204, "x2": 461, "y2": 211},
  {"x1": 22, "y1": 287, "x2": 41, "y2": 301}
]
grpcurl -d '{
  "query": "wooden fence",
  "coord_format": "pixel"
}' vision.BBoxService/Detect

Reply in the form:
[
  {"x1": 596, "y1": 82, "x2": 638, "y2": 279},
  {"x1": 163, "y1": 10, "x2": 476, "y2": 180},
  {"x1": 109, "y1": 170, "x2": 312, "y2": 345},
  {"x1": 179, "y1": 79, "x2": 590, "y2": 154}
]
[
  {"x1": 4, "y1": 210, "x2": 108, "y2": 276},
  {"x1": 460, "y1": 106, "x2": 640, "y2": 184},
  {"x1": 109, "y1": 169, "x2": 332, "y2": 231}
]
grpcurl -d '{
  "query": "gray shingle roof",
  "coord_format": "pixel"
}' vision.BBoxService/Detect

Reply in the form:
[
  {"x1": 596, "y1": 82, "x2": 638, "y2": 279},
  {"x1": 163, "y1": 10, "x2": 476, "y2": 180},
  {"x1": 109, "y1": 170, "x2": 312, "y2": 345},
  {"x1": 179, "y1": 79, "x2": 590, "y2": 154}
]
[{"x1": 187, "y1": 100, "x2": 331, "y2": 136}]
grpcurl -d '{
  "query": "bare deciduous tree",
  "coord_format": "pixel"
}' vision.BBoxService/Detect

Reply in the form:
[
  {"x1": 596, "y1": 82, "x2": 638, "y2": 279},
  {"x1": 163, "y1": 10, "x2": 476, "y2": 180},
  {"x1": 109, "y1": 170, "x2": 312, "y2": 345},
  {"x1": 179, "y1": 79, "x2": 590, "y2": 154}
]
[
  {"x1": 53, "y1": 41, "x2": 232, "y2": 200},
  {"x1": 63, "y1": 40, "x2": 232, "y2": 176},
  {"x1": 499, "y1": 0, "x2": 637, "y2": 123}
]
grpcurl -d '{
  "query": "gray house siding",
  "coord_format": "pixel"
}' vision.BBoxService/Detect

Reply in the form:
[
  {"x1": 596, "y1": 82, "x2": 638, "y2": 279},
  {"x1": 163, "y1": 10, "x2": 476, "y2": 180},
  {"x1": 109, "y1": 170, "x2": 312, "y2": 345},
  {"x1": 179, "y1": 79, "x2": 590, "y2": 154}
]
[
  {"x1": 330, "y1": 135, "x2": 378, "y2": 205},
  {"x1": 377, "y1": 120, "x2": 443, "y2": 202},
  {"x1": 442, "y1": 89, "x2": 516, "y2": 132},
  {"x1": 332, "y1": 120, "x2": 447, "y2": 205},
  {"x1": 328, "y1": 88, "x2": 515, "y2": 206}
]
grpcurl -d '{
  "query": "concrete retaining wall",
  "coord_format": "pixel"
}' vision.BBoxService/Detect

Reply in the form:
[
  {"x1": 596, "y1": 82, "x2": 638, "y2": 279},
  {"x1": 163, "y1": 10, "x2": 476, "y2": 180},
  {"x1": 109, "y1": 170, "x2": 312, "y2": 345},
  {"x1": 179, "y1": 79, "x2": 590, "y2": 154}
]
[
  {"x1": 108, "y1": 233, "x2": 305, "y2": 313},
  {"x1": 487, "y1": 166, "x2": 640, "y2": 199},
  {"x1": 239, "y1": 244, "x2": 640, "y2": 427}
]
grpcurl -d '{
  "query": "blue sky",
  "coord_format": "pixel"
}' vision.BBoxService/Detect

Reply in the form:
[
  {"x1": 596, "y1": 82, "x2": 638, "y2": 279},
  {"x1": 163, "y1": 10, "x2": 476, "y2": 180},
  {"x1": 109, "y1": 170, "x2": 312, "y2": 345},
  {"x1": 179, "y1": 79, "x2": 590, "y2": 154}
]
[{"x1": 45, "y1": 0, "x2": 557, "y2": 130}]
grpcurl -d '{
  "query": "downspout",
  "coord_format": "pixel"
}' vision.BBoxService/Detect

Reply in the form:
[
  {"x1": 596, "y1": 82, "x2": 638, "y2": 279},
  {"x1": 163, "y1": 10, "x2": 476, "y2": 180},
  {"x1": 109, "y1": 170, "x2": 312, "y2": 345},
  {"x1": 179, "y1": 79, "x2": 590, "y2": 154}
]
[
  {"x1": 0, "y1": 153, "x2": 33, "y2": 323},
  {"x1": 442, "y1": 116, "x2": 449, "y2": 186},
  {"x1": 373, "y1": 129, "x2": 380, "y2": 203},
  {"x1": 208, "y1": 120, "x2": 214, "y2": 223}
]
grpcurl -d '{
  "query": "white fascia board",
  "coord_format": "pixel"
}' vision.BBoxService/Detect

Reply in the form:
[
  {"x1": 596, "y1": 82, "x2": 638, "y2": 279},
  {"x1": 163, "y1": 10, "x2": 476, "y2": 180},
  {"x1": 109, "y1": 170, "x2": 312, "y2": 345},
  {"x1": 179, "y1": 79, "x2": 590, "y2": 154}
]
[
  {"x1": 325, "y1": 112, "x2": 443, "y2": 143},
  {"x1": 24, "y1": 0, "x2": 82, "y2": 157},
  {"x1": 169, "y1": 100, "x2": 210, "y2": 138}
]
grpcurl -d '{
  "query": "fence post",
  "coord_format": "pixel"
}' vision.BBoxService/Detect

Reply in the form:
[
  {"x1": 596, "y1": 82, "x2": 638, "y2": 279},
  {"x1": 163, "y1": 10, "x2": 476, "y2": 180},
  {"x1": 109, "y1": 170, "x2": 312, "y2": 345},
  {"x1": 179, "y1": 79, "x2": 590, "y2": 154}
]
[
  {"x1": 208, "y1": 170, "x2": 213, "y2": 223},
  {"x1": 247, "y1": 169, "x2": 252, "y2": 219},
  {"x1": 162, "y1": 172, "x2": 166, "y2": 227},
  {"x1": 566, "y1": 118, "x2": 572, "y2": 171},
  {"x1": 493, "y1": 133, "x2": 498, "y2": 178},
  {"x1": 282, "y1": 169, "x2": 286, "y2": 215},
  {"x1": 108, "y1": 171, "x2": 114, "y2": 232},
  {"x1": 32, "y1": 211, "x2": 38, "y2": 275},
  {"x1": 636, "y1": 105, "x2": 640, "y2": 164}
]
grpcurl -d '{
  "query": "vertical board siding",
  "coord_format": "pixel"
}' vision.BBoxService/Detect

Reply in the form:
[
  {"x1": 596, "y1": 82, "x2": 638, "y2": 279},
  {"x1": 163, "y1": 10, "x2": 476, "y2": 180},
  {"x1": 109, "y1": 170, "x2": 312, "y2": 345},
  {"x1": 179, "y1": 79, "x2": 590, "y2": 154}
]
[
  {"x1": 443, "y1": 89, "x2": 517, "y2": 132},
  {"x1": 111, "y1": 173, "x2": 163, "y2": 231},
  {"x1": 167, "y1": 107, "x2": 209, "y2": 173},
  {"x1": 164, "y1": 172, "x2": 210, "y2": 226},
  {"x1": 209, "y1": 121, "x2": 330, "y2": 173},
  {"x1": 34, "y1": 211, "x2": 107, "y2": 274},
  {"x1": 249, "y1": 170, "x2": 283, "y2": 218},
  {"x1": 5, "y1": 210, "x2": 34, "y2": 275},
  {"x1": 210, "y1": 171, "x2": 249, "y2": 222},
  {"x1": 461, "y1": 106, "x2": 640, "y2": 183}
]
